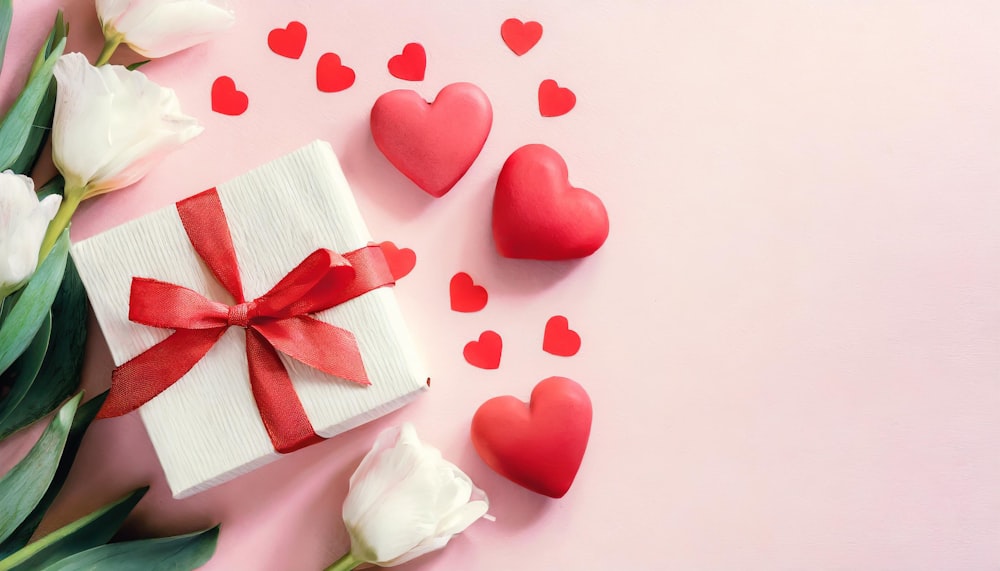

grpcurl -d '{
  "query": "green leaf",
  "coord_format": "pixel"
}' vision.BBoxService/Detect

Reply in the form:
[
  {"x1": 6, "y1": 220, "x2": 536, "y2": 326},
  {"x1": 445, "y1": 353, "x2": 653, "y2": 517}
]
[
  {"x1": 0, "y1": 36, "x2": 65, "y2": 172},
  {"x1": 0, "y1": 487, "x2": 147, "y2": 571},
  {"x1": 0, "y1": 0, "x2": 12, "y2": 79},
  {"x1": 0, "y1": 230, "x2": 68, "y2": 378},
  {"x1": 37, "y1": 526, "x2": 219, "y2": 571},
  {"x1": 36, "y1": 175, "x2": 65, "y2": 199},
  {"x1": 0, "y1": 394, "x2": 80, "y2": 546},
  {"x1": 125, "y1": 60, "x2": 150, "y2": 71},
  {"x1": 0, "y1": 312, "x2": 50, "y2": 434}
]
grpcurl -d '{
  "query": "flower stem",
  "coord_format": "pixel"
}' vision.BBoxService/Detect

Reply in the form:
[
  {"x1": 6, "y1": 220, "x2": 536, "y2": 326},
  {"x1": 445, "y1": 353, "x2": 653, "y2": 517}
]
[
  {"x1": 38, "y1": 187, "x2": 82, "y2": 262},
  {"x1": 323, "y1": 552, "x2": 362, "y2": 571},
  {"x1": 96, "y1": 34, "x2": 123, "y2": 66}
]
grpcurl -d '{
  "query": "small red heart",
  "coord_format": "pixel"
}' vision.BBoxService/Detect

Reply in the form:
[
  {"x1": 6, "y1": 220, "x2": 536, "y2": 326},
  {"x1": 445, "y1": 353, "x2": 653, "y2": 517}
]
[
  {"x1": 501, "y1": 18, "x2": 542, "y2": 56},
  {"x1": 450, "y1": 272, "x2": 488, "y2": 312},
  {"x1": 268, "y1": 21, "x2": 307, "y2": 59},
  {"x1": 538, "y1": 79, "x2": 575, "y2": 117},
  {"x1": 370, "y1": 82, "x2": 492, "y2": 197},
  {"x1": 464, "y1": 331, "x2": 502, "y2": 370},
  {"x1": 543, "y1": 316, "x2": 580, "y2": 356},
  {"x1": 378, "y1": 241, "x2": 416, "y2": 280},
  {"x1": 316, "y1": 53, "x2": 355, "y2": 93},
  {"x1": 388, "y1": 42, "x2": 426, "y2": 81},
  {"x1": 211, "y1": 76, "x2": 248, "y2": 116},
  {"x1": 493, "y1": 144, "x2": 609, "y2": 260},
  {"x1": 471, "y1": 376, "x2": 592, "y2": 498}
]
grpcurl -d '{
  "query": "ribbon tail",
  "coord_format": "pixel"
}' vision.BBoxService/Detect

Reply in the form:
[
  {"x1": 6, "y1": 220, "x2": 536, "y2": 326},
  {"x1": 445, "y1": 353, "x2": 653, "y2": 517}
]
[{"x1": 253, "y1": 316, "x2": 371, "y2": 386}]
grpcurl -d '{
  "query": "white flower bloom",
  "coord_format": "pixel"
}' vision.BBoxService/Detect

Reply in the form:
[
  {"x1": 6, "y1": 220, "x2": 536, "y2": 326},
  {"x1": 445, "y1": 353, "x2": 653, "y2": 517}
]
[
  {"x1": 96, "y1": 0, "x2": 235, "y2": 59},
  {"x1": 0, "y1": 171, "x2": 61, "y2": 297},
  {"x1": 51, "y1": 52, "x2": 203, "y2": 199},
  {"x1": 342, "y1": 423, "x2": 490, "y2": 567}
]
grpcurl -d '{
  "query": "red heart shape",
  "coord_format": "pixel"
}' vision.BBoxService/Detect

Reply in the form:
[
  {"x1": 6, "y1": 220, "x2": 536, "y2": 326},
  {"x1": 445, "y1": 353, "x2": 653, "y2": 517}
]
[
  {"x1": 388, "y1": 42, "x2": 426, "y2": 81},
  {"x1": 450, "y1": 272, "x2": 488, "y2": 312},
  {"x1": 211, "y1": 76, "x2": 248, "y2": 116},
  {"x1": 492, "y1": 144, "x2": 609, "y2": 260},
  {"x1": 501, "y1": 18, "x2": 542, "y2": 56},
  {"x1": 464, "y1": 331, "x2": 501, "y2": 370},
  {"x1": 471, "y1": 376, "x2": 592, "y2": 498},
  {"x1": 316, "y1": 53, "x2": 355, "y2": 93},
  {"x1": 538, "y1": 79, "x2": 575, "y2": 117},
  {"x1": 268, "y1": 21, "x2": 307, "y2": 59},
  {"x1": 370, "y1": 82, "x2": 492, "y2": 197},
  {"x1": 543, "y1": 315, "x2": 580, "y2": 356},
  {"x1": 378, "y1": 241, "x2": 416, "y2": 280}
]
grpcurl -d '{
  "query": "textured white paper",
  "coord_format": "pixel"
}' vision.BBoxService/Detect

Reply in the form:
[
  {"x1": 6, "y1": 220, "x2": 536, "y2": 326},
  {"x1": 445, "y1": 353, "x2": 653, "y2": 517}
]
[{"x1": 72, "y1": 141, "x2": 428, "y2": 498}]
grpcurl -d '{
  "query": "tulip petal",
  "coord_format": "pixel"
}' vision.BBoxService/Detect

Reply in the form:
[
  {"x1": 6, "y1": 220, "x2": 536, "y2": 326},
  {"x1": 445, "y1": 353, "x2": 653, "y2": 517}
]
[
  {"x1": 121, "y1": 2, "x2": 235, "y2": 58},
  {"x1": 0, "y1": 172, "x2": 59, "y2": 292},
  {"x1": 52, "y1": 53, "x2": 114, "y2": 192}
]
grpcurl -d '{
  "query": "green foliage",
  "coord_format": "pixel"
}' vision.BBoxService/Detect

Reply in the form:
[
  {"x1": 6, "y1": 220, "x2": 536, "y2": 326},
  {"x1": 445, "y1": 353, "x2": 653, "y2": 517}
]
[
  {"x1": 0, "y1": 0, "x2": 11, "y2": 79},
  {"x1": 0, "y1": 34, "x2": 65, "y2": 172},
  {"x1": 36, "y1": 527, "x2": 220, "y2": 571},
  {"x1": 0, "y1": 314, "x2": 50, "y2": 436}
]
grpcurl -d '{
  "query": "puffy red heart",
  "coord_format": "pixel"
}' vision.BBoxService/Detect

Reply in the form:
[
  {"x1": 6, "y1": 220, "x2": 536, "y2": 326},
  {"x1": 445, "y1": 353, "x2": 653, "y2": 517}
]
[
  {"x1": 543, "y1": 315, "x2": 580, "y2": 356},
  {"x1": 450, "y1": 272, "x2": 488, "y2": 313},
  {"x1": 378, "y1": 241, "x2": 416, "y2": 280},
  {"x1": 464, "y1": 331, "x2": 501, "y2": 369},
  {"x1": 501, "y1": 18, "x2": 542, "y2": 56},
  {"x1": 471, "y1": 376, "x2": 592, "y2": 498},
  {"x1": 538, "y1": 79, "x2": 575, "y2": 117},
  {"x1": 492, "y1": 144, "x2": 609, "y2": 260},
  {"x1": 268, "y1": 21, "x2": 307, "y2": 59},
  {"x1": 316, "y1": 53, "x2": 355, "y2": 93},
  {"x1": 388, "y1": 42, "x2": 426, "y2": 81},
  {"x1": 370, "y1": 82, "x2": 492, "y2": 197},
  {"x1": 211, "y1": 76, "x2": 248, "y2": 116}
]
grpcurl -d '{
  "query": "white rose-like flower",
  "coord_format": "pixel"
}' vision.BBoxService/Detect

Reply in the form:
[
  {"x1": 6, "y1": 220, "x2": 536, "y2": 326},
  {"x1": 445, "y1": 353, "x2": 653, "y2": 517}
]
[
  {"x1": 337, "y1": 423, "x2": 490, "y2": 569},
  {"x1": 96, "y1": 0, "x2": 235, "y2": 59},
  {"x1": 0, "y1": 171, "x2": 61, "y2": 298}
]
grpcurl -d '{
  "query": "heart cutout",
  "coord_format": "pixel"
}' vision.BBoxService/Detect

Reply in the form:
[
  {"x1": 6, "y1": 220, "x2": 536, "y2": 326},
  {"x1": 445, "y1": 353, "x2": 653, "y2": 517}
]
[
  {"x1": 370, "y1": 82, "x2": 493, "y2": 197},
  {"x1": 268, "y1": 21, "x2": 307, "y2": 59},
  {"x1": 211, "y1": 76, "x2": 248, "y2": 116},
  {"x1": 388, "y1": 42, "x2": 426, "y2": 81},
  {"x1": 316, "y1": 53, "x2": 355, "y2": 93},
  {"x1": 464, "y1": 331, "x2": 501, "y2": 369},
  {"x1": 378, "y1": 241, "x2": 416, "y2": 280},
  {"x1": 493, "y1": 144, "x2": 609, "y2": 260},
  {"x1": 538, "y1": 79, "x2": 575, "y2": 117},
  {"x1": 450, "y1": 272, "x2": 488, "y2": 313},
  {"x1": 501, "y1": 18, "x2": 542, "y2": 56},
  {"x1": 543, "y1": 315, "x2": 580, "y2": 356},
  {"x1": 471, "y1": 376, "x2": 592, "y2": 498}
]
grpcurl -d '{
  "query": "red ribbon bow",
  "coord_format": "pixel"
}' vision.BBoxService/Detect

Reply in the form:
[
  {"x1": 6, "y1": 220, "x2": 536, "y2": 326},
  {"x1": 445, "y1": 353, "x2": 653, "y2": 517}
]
[{"x1": 98, "y1": 188, "x2": 394, "y2": 453}]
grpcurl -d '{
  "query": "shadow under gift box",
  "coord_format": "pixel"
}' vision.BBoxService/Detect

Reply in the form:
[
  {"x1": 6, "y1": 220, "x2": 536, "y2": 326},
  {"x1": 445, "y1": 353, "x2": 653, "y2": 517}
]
[{"x1": 71, "y1": 141, "x2": 428, "y2": 499}]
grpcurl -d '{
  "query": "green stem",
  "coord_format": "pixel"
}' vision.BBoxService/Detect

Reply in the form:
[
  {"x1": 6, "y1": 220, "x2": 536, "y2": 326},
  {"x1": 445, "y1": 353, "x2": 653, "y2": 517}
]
[
  {"x1": 38, "y1": 186, "x2": 82, "y2": 262},
  {"x1": 95, "y1": 33, "x2": 123, "y2": 66},
  {"x1": 324, "y1": 552, "x2": 362, "y2": 571}
]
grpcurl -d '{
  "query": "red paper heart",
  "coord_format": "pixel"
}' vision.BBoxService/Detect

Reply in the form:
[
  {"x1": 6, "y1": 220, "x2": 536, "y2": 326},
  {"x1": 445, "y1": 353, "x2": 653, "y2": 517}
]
[
  {"x1": 268, "y1": 21, "x2": 307, "y2": 59},
  {"x1": 501, "y1": 18, "x2": 542, "y2": 56},
  {"x1": 493, "y1": 144, "x2": 609, "y2": 260},
  {"x1": 538, "y1": 79, "x2": 575, "y2": 117},
  {"x1": 543, "y1": 315, "x2": 580, "y2": 356},
  {"x1": 464, "y1": 331, "x2": 501, "y2": 369},
  {"x1": 471, "y1": 376, "x2": 592, "y2": 498},
  {"x1": 378, "y1": 241, "x2": 416, "y2": 280},
  {"x1": 450, "y1": 272, "x2": 488, "y2": 313},
  {"x1": 316, "y1": 53, "x2": 355, "y2": 93},
  {"x1": 370, "y1": 82, "x2": 492, "y2": 197},
  {"x1": 388, "y1": 42, "x2": 426, "y2": 81},
  {"x1": 211, "y1": 76, "x2": 248, "y2": 116}
]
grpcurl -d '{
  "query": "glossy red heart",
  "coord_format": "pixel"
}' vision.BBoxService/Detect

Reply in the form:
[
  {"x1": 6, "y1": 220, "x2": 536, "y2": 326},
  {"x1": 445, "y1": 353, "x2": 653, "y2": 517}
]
[
  {"x1": 464, "y1": 331, "x2": 501, "y2": 370},
  {"x1": 370, "y1": 82, "x2": 492, "y2": 197},
  {"x1": 471, "y1": 376, "x2": 592, "y2": 498},
  {"x1": 501, "y1": 18, "x2": 542, "y2": 56},
  {"x1": 543, "y1": 315, "x2": 580, "y2": 356},
  {"x1": 538, "y1": 79, "x2": 575, "y2": 117},
  {"x1": 211, "y1": 76, "x2": 248, "y2": 116},
  {"x1": 450, "y1": 272, "x2": 488, "y2": 313},
  {"x1": 316, "y1": 53, "x2": 355, "y2": 93},
  {"x1": 388, "y1": 42, "x2": 426, "y2": 81},
  {"x1": 378, "y1": 241, "x2": 416, "y2": 280},
  {"x1": 268, "y1": 21, "x2": 307, "y2": 59},
  {"x1": 493, "y1": 144, "x2": 609, "y2": 260}
]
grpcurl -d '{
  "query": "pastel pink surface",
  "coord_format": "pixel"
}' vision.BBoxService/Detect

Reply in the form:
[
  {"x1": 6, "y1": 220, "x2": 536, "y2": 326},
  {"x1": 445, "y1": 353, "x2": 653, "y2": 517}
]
[{"x1": 1, "y1": 2, "x2": 999, "y2": 571}]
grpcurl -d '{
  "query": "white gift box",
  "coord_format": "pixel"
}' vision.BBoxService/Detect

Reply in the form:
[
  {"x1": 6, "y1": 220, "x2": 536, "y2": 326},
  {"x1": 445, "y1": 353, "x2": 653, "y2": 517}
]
[{"x1": 72, "y1": 141, "x2": 428, "y2": 498}]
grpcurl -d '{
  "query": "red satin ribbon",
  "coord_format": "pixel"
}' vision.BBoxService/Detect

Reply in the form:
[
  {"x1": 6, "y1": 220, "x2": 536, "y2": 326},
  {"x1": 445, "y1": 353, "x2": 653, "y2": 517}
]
[{"x1": 97, "y1": 188, "x2": 394, "y2": 453}]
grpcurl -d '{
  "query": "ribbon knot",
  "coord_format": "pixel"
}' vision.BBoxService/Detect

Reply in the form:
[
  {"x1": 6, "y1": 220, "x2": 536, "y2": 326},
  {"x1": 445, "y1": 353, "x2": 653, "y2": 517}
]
[{"x1": 227, "y1": 301, "x2": 257, "y2": 327}]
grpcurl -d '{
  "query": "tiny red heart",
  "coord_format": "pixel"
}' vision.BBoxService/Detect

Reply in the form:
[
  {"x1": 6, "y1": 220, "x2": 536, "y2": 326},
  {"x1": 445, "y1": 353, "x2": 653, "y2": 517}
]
[
  {"x1": 471, "y1": 376, "x2": 592, "y2": 498},
  {"x1": 501, "y1": 18, "x2": 542, "y2": 56},
  {"x1": 316, "y1": 53, "x2": 355, "y2": 93},
  {"x1": 450, "y1": 272, "x2": 488, "y2": 312},
  {"x1": 211, "y1": 76, "x2": 248, "y2": 116},
  {"x1": 378, "y1": 241, "x2": 416, "y2": 280},
  {"x1": 538, "y1": 79, "x2": 575, "y2": 117},
  {"x1": 464, "y1": 331, "x2": 502, "y2": 369},
  {"x1": 268, "y1": 21, "x2": 307, "y2": 59},
  {"x1": 543, "y1": 315, "x2": 580, "y2": 356},
  {"x1": 388, "y1": 42, "x2": 426, "y2": 81}
]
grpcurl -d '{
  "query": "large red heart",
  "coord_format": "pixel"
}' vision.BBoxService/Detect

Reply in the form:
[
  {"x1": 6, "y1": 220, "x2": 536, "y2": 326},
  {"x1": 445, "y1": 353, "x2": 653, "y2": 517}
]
[
  {"x1": 471, "y1": 376, "x2": 592, "y2": 498},
  {"x1": 450, "y1": 272, "x2": 488, "y2": 312},
  {"x1": 388, "y1": 42, "x2": 426, "y2": 81},
  {"x1": 316, "y1": 53, "x2": 355, "y2": 93},
  {"x1": 211, "y1": 76, "x2": 248, "y2": 116},
  {"x1": 492, "y1": 144, "x2": 609, "y2": 259},
  {"x1": 370, "y1": 82, "x2": 492, "y2": 197},
  {"x1": 464, "y1": 331, "x2": 501, "y2": 370},
  {"x1": 501, "y1": 18, "x2": 542, "y2": 56},
  {"x1": 538, "y1": 79, "x2": 575, "y2": 117},
  {"x1": 268, "y1": 21, "x2": 307, "y2": 59}
]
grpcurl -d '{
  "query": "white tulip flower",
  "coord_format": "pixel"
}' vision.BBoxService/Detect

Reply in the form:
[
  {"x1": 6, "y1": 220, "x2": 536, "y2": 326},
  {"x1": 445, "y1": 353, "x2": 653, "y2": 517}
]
[
  {"x1": 96, "y1": 0, "x2": 235, "y2": 62},
  {"x1": 0, "y1": 171, "x2": 61, "y2": 298}
]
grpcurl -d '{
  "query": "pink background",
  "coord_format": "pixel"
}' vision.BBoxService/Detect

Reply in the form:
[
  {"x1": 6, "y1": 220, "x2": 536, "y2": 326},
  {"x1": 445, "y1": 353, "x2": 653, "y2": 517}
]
[{"x1": 3, "y1": 1, "x2": 999, "y2": 569}]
